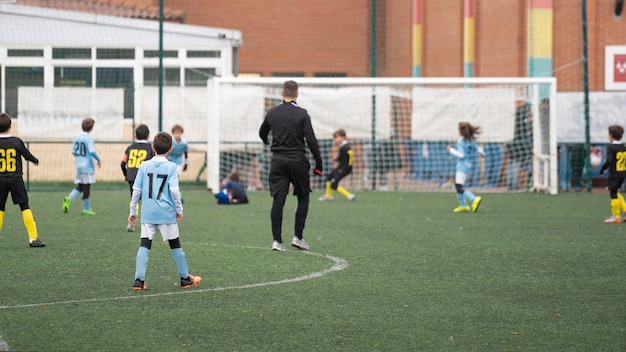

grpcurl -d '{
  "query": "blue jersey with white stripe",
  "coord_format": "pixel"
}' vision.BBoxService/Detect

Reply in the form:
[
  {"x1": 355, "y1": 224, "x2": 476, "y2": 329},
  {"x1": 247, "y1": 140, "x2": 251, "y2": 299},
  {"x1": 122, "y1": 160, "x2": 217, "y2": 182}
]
[
  {"x1": 454, "y1": 137, "x2": 479, "y2": 174},
  {"x1": 133, "y1": 156, "x2": 181, "y2": 224},
  {"x1": 72, "y1": 132, "x2": 100, "y2": 174},
  {"x1": 167, "y1": 138, "x2": 187, "y2": 166}
]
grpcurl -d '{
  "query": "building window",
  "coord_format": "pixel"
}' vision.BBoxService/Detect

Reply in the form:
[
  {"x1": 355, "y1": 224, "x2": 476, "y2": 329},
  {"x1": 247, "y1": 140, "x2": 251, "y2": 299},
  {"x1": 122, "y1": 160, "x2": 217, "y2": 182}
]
[
  {"x1": 144, "y1": 67, "x2": 180, "y2": 86},
  {"x1": 52, "y1": 48, "x2": 91, "y2": 59},
  {"x1": 97, "y1": 49, "x2": 135, "y2": 60},
  {"x1": 272, "y1": 72, "x2": 305, "y2": 77},
  {"x1": 54, "y1": 67, "x2": 92, "y2": 87},
  {"x1": 185, "y1": 68, "x2": 216, "y2": 86},
  {"x1": 144, "y1": 50, "x2": 178, "y2": 58},
  {"x1": 187, "y1": 50, "x2": 220, "y2": 58},
  {"x1": 8, "y1": 49, "x2": 44, "y2": 57},
  {"x1": 5, "y1": 67, "x2": 44, "y2": 117},
  {"x1": 314, "y1": 72, "x2": 347, "y2": 77},
  {"x1": 96, "y1": 68, "x2": 134, "y2": 118}
]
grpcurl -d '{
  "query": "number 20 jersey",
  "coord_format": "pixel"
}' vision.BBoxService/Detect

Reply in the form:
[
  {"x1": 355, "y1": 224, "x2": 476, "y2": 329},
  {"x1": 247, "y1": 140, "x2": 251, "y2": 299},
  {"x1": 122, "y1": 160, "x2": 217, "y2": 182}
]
[{"x1": 133, "y1": 156, "x2": 180, "y2": 224}]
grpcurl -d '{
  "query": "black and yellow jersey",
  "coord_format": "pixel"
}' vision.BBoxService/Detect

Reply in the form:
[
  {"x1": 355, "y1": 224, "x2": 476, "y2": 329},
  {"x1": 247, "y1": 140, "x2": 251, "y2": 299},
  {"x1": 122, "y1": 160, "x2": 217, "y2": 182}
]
[{"x1": 0, "y1": 135, "x2": 38, "y2": 178}]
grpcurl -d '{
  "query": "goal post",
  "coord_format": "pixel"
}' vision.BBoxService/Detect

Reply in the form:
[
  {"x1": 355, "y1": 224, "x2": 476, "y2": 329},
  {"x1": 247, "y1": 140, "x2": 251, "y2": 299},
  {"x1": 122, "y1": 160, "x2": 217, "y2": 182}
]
[{"x1": 208, "y1": 77, "x2": 557, "y2": 195}]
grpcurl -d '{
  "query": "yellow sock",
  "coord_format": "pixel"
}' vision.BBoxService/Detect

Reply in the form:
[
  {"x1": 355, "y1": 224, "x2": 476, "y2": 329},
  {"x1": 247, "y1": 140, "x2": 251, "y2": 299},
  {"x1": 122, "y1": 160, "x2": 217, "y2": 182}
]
[
  {"x1": 337, "y1": 186, "x2": 352, "y2": 199},
  {"x1": 0, "y1": 210, "x2": 4, "y2": 231},
  {"x1": 611, "y1": 199, "x2": 621, "y2": 219},
  {"x1": 22, "y1": 209, "x2": 38, "y2": 241},
  {"x1": 618, "y1": 193, "x2": 626, "y2": 211},
  {"x1": 325, "y1": 181, "x2": 332, "y2": 197}
]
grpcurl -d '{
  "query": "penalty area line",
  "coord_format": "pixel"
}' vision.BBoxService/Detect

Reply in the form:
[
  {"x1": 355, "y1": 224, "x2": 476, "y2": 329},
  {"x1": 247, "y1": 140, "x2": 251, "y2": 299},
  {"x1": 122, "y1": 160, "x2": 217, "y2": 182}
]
[{"x1": 0, "y1": 250, "x2": 348, "y2": 310}]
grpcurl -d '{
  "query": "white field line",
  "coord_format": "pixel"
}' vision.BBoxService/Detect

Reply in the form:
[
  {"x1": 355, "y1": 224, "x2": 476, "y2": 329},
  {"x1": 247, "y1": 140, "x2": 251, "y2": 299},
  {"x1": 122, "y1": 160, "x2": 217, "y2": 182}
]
[{"x1": 0, "y1": 247, "x2": 348, "y2": 310}]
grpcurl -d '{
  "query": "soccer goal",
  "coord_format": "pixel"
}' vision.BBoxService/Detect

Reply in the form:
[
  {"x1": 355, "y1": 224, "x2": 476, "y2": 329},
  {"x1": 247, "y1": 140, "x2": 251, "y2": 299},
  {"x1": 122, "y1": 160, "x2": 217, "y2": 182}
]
[{"x1": 207, "y1": 77, "x2": 557, "y2": 195}]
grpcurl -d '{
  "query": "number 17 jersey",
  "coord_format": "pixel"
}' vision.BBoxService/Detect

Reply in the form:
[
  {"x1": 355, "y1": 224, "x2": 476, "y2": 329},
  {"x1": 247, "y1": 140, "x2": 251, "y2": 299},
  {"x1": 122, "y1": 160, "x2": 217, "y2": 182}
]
[{"x1": 133, "y1": 156, "x2": 181, "y2": 224}]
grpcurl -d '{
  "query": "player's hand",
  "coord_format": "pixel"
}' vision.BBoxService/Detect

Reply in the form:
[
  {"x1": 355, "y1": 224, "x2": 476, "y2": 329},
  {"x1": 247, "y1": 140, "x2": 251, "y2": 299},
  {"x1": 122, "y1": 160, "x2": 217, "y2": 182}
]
[
  {"x1": 128, "y1": 215, "x2": 137, "y2": 227},
  {"x1": 183, "y1": 160, "x2": 188, "y2": 172},
  {"x1": 314, "y1": 162, "x2": 323, "y2": 176},
  {"x1": 176, "y1": 213, "x2": 183, "y2": 221}
]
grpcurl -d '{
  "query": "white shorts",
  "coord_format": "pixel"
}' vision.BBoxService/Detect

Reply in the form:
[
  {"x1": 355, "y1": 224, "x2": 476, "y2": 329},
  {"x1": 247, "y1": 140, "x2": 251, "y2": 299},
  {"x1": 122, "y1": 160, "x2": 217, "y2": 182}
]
[
  {"x1": 455, "y1": 172, "x2": 467, "y2": 185},
  {"x1": 140, "y1": 223, "x2": 180, "y2": 241},
  {"x1": 75, "y1": 173, "x2": 96, "y2": 184}
]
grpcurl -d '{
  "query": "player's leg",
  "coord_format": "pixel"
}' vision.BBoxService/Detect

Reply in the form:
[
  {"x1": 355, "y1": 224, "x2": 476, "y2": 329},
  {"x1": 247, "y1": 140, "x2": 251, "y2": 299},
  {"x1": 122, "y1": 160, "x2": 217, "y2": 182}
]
[
  {"x1": 319, "y1": 171, "x2": 334, "y2": 201},
  {"x1": 133, "y1": 232, "x2": 153, "y2": 290},
  {"x1": 81, "y1": 184, "x2": 96, "y2": 215},
  {"x1": 268, "y1": 158, "x2": 289, "y2": 250},
  {"x1": 271, "y1": 193, "x2": 287, "y2": 249},
  {"x1": 334, "y1": 170, "x2": 355, "y2": 200},
  {"x1": 453, "y1": 172, "x2": 470, "y2": 212},
  {"x1": 291, "y1": 160, "x2": 311, "y2": 250},
  {"x1": 617, "y1": 193, "x2": 626, "y2": 214},
  {"x1": 63, "y1": 185, "x2": 81, "y2": 213},
  {"x1": 606, "y1": 178, "x2": 623, "y2": 223},
  {"x1": 162, "y1": 225, "x2": 201, "y2": 288},
  {"x1": 10, "y1": 179, "x2": 45, "y2": 247},
  {"x1": 0, "y1": 181, "x2": 9, "y2": 231},
  {"x1": 195, "y1": 163, "x2": 207, "y2": 183}
]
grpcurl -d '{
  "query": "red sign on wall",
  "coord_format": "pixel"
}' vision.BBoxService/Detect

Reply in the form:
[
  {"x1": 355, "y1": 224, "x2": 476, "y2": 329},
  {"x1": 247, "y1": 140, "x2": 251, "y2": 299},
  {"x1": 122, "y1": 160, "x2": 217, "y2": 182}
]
[
  {"x1": 614, "y1": 54, "x2": 626, "y2": 82},
  {"x1": 606, "y1": 46, "x2": 626, "y2": 90}
]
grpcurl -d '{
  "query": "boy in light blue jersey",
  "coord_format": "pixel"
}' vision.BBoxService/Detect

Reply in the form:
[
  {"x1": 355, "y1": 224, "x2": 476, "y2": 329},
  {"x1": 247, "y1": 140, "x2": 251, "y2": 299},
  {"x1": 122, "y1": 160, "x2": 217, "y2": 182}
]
[
  {"x1": 128, "y1": 131, "x2": 201, "y2": 291},
  {"x1": 62, "y1": 118, "x2": 101, "y2": 215},
  {"x1": 447, "y1": 122, "x2": 484, "y2": 213},
  {"x1": 168, "y1": 124, "x2": 188, "y2": 173}
]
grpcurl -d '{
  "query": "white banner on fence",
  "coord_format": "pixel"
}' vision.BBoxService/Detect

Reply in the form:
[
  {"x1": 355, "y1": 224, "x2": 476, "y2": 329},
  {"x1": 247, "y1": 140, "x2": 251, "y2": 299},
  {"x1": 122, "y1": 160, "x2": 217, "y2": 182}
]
[
  {"x1": 411, "y1": 87, "x2": 516, "y2": 142},
  {"x1": 557, "y1": 91, "x2": 626, "y2": 144},
  {"x1": 17, "y1": 87, "x2": 124, "y2": 141}
]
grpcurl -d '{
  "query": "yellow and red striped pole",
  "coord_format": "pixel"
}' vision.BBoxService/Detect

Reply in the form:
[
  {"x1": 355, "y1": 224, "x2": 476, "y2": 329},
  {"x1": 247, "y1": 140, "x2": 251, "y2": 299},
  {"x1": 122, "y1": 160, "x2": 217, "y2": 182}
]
[
  {"x1": 412, "y1": 0, "x2": 422, "y2": 77},
  {"x1": 464, "y1": 0, "x2": 475, "y2": 78}
]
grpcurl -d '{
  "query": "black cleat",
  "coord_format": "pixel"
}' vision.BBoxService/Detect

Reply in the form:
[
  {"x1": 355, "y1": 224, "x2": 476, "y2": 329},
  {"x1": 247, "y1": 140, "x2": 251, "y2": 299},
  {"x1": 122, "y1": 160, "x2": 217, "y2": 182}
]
[
  {"x1": 133, "y1": 279, "x2": 147, "y2": 291},
  {"x1": 29, "y1": 239, "x2": 46, "y2": 248}
]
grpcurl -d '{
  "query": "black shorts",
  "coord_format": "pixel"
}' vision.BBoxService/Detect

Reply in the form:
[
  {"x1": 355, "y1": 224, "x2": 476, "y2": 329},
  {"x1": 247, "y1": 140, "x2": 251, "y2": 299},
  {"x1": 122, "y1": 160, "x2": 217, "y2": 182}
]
[
  {"x1": 608, "y1": 176, "x2": 625, "y2": 192},
  {"x1": 326, "y1": 167, "x2": 352, "y2": 187},
  {"x1": 268, "y1": 155, "x2": 311, "y2": 197},
  {"x1": 0, "y1": 177, "x2": 29, "y2": 208}
]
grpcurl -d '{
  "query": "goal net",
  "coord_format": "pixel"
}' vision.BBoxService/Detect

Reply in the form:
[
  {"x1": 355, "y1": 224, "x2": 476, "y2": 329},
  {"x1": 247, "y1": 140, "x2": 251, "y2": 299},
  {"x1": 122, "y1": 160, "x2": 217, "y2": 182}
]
[{"x1": 207, "y1": 77, "x2": 557, "y2": 195}]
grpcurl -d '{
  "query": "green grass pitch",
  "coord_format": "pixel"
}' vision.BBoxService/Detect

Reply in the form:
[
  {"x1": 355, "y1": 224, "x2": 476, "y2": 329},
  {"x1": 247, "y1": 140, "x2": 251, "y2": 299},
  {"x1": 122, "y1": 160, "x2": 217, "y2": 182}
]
[{"x1": 0, "y1": 189, "x2": 624, "y2": 351}]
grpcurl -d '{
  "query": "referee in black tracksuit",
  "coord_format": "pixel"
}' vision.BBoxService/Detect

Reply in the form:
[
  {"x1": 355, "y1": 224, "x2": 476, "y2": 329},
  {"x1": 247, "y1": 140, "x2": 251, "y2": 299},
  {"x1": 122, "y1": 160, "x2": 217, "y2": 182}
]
[{"x1": 259, "y1": 80, "x2": 323, "y2": 251}]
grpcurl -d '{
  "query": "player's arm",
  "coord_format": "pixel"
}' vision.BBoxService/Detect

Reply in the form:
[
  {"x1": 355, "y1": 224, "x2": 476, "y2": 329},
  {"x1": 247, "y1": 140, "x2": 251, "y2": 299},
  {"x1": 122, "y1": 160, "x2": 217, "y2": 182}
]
[
  {"x1": 121, "y1": 153, "x2": 128, "y2": 179},
  {"x1": 128, "y1": 187, "x2": 142, "y2": 226},
  {"x1": 302, "y1": 114, "x2": 323, "y2": 175},
  {"x1": 20, "y1": 141, "x2": 39, "y2": 165},
  {"x1": 259, "y1": 119, "x2": 270, "y2": 145},
  {"x1": 183, "y1": 151, "x2": 189, "y2": 171}
]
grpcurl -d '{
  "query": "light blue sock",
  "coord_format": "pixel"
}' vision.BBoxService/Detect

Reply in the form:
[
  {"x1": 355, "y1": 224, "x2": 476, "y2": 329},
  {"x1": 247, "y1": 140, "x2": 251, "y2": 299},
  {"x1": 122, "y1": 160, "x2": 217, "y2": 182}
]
[
  {"x1": 135, "y1": 246, "x2": 150, "y2": 281},
  {"x1": 463, "y1": 190, "x2": 476, "y2": 202},
  {"x1": 456, "y1": 193, "x2": 467, "y2": 206},
  {"x1": 171, "y1": 248, "x2": 189, "y2": 278},
  {"x1": 68, "y1": 189, "x2": 80, "y2": 201},
  {"x1": 83, "y1": 198, "x2": 91, "y2": 211}
]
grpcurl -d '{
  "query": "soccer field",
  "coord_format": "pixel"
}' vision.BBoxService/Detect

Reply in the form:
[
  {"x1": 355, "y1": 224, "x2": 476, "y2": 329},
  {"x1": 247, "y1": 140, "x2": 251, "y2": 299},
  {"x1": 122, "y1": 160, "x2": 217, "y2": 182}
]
[{"x1": 0, "y1": 190, "x2": 624, "y2": 351}]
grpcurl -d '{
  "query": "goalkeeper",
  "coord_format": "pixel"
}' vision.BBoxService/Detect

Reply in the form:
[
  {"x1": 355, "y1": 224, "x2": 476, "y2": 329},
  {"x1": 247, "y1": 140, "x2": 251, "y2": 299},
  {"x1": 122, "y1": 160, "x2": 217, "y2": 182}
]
[
  {"x1": 446, "y1": 122, "x2": 483, "y2": 213},
  {"x1": 319, "y1": 129, "x2": 356, "y2": 201}
]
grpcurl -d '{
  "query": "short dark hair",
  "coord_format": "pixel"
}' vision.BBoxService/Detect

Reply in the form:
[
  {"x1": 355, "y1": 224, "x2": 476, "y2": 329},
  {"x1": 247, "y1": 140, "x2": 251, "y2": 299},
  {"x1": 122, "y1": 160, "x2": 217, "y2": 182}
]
[
  {"x1": 135, "y1": 124, "x2": 150, "y2": 140},
  {"x1": 171, "y1": 124, "x2": 184, "y2": 134},
  {"x1": 229, "y1": 171, "x2": 240, "y2": 183},
  {"x1": 609, "y1": 125, "x2": 624, "y2": 140},
  {"x1": 282, "y1": 80, "x2": 298, "y2": 99},
  {"x1": 82, "y1": 118, "x2": 95, "y2": 132},
  {"x1": 333, "y1": 129, "x2": 346, "y2": 138},
  {"x1": 0, "y1": 113, "x2": 12, "y2": 133},
  {"x1": 153, "y1": 132, "x2": 172, "y2": 155}
]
